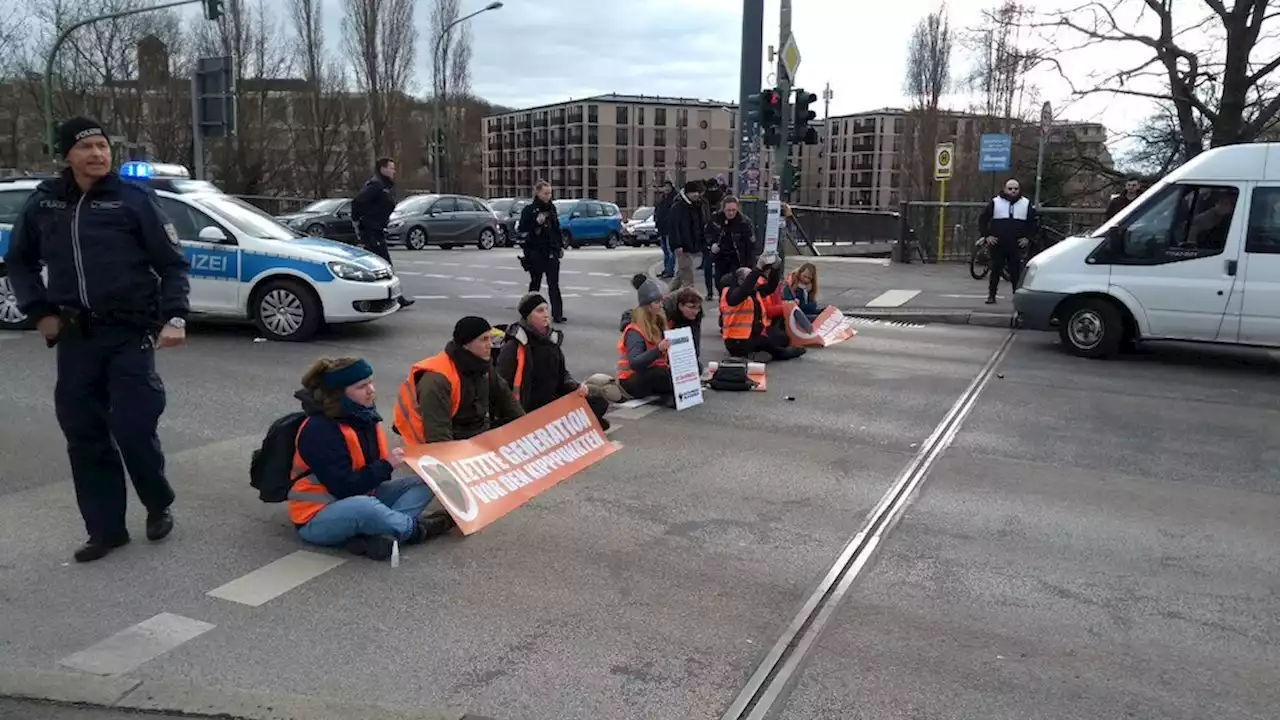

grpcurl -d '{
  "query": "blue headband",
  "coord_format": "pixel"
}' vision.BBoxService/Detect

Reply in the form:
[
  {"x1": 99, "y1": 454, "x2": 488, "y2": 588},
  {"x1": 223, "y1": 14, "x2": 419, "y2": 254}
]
[{"x1": 320, "y1": 359, "x2": 373, "y2": 389}]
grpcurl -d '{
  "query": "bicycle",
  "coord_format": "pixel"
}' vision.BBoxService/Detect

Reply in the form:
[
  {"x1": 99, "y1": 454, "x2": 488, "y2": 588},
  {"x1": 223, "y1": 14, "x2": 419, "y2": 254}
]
[{"x1": 969, "y1": 237, "x2": 1034, "y2": 283}]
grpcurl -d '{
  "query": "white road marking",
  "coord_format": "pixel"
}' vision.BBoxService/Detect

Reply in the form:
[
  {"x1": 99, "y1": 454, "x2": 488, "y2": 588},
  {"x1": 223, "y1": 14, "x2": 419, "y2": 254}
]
[
  {"x1": 414, "y1": 295, "x2": 449, "y2": 300},
  {"x1": 491, "y1": 279, "x2": 519, "y2": 285},
  {"x1": 494, "y1": 265, "x2": 521, "y2": 271},
  {"x1": 396, "y1": 271, "x2": 422, "y2": 276},
  {"x1": 564, "y1": 285, "x2": 593, "y2": 290},
  {"x1": 58, "y1": 613, "x2": 215, "y2": 676},
  {"x1": 941, "y1": 294, "x2": 1004, "y2": 299},
  {"x1": 562, "y1": 270, "x2": 582, "y2": 274},
  {"x1": 562, "y1": 293, "x2": 582, "y2": 298},
  {"x1": 458, "y1": 294, "x2": 493, "y2": 299},
  {"x1": 454, "y1": 276, "x2": 476, "y2": 282},
  {"x1": 437, "y1": 262, "x2": 460, "y2": 266},
  {"x1": 421, "y1": 273, "x2": 451, "y2": 279},
  {"x1": 206, "y1": 550, "x2": 347, "y2": 607},
  {"x1": 865, "y1": 289, "x2": 921, "y2": 308},
  {"x1": 588, "y1": 271, "x2": 613, "y2": 277}
]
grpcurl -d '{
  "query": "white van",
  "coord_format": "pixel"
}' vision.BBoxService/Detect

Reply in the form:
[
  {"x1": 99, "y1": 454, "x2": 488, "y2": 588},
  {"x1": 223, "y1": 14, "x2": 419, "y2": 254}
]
[{"x1": 1014, "y1": 142, "x2": 1280, "y2": 357}]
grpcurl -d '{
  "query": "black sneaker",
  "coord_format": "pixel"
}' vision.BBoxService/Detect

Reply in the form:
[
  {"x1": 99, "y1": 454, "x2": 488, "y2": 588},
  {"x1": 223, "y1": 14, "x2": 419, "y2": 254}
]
[
  {"x1": 410, "y1": 513, "x2": 456, "y2": 544},
  {"x1": 73, "y1": 533, "x2": 131, "y2": 563},
  {"x1": 599, "y1": 417, "x2": 612, "y2": 432},
  {"x1": 554, "y1": 316, "x2": 568, "y2": 324},
  {"x1": 361, "y1": 534, "x2": 396, "y2": 560},
  {"x1": 985, "y1": 295, "x2": 996, "y2": 305},
  {"x1": 145, "y1": 509, "x2": 173, "y2": 541}
]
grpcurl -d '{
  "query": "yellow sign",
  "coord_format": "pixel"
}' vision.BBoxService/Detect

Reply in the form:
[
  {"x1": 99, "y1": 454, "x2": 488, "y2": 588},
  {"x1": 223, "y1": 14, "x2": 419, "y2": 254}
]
[
  {"x1": 934, "y1": 143, "x2": 955, "y2": 180},
  {"x1": 781, "y1": 34, "x2": 801, "y2": 80}
]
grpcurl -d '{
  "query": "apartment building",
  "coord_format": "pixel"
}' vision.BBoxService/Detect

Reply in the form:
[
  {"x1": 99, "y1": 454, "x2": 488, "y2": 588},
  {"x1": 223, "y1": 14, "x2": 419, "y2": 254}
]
[{"x1": 483, "y1": 94, "x2": 737, "y2": 211}]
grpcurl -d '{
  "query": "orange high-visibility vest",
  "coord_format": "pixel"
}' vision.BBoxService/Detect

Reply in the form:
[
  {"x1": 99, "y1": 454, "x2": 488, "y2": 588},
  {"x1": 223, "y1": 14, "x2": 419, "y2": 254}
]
[
  {"x1": 720, "y1": 288, "x2": 759, "y2": 340},
  {"x1": 616, "y1": 323, "x2": 669, "y2": 381},
  {"x1": 288, "y1": 419, "x2": 388, "y2": 526},
  {"x1": 758, "y1": 277, "x2": 785, "y2": 319},
  {"x1": 393, "y1": 352, "x2": 461, "y2": 443}
]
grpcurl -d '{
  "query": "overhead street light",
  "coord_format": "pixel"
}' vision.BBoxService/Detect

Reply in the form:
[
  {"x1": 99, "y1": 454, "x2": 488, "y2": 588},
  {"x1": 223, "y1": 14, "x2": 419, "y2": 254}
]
[{"x1": 433, "y1": 1, "x2": 503, "y2": 191}]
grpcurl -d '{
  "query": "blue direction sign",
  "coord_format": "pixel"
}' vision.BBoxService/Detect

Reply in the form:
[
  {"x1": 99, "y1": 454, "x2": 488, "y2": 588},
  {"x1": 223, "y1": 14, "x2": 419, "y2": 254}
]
[{"x1": 979, "y1": 133, "x2": 1012, "y2": 172}]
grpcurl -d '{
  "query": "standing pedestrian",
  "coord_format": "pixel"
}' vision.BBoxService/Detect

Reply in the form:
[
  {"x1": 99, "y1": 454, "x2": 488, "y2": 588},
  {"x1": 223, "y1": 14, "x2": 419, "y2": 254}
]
[
  {"x1": 653, "y1": 180, "x2": 676, "y2": 279},
  {"x1": 709, "y1": 195, "x2": 757, "y2": 291},
  {"x1": 977, "y1": 178, "x2": 1039, "y2": 304},
  {"x1": 666, "y1": 181, "x2": 705, "y2": 291},
  {"x1": 517, "y1": 180, "x2": 566, "y2": 323},
  {"x1": 351, "y1": 157, "x2": 413, "y2": 307},
  {"x1": 3, "y1": 117, "x2": 191, "y2": 563},
  {"x1": 1105, "y1": 177, "x2": 1143, "y2": 220}
]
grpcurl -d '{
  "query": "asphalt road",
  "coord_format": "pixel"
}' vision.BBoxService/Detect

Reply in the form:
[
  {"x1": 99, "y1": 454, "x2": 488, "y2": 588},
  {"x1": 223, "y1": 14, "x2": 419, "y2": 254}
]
[{"x1": 1, "y1": 246, "x2": 1277, "y2": 720}]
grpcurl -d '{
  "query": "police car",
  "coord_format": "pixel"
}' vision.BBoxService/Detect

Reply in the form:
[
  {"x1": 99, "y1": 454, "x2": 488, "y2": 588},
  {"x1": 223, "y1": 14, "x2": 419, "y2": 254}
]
[{"x1": 0, "y1": 162, "x2": 401, "y2": 341}]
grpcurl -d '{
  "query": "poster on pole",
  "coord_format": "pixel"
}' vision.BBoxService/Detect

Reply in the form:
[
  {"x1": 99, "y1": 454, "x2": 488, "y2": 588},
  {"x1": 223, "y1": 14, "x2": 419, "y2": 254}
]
[
  {"x1": 763, "y1": 200, "x2": 782, "y2": 255},
  {"x1": 664, "y1": 326, "x2": 703, "y2": 411}
]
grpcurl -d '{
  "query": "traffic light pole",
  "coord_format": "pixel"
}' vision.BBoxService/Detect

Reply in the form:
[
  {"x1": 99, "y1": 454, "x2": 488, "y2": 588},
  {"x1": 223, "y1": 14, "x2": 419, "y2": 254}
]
[
  {"x1": 41, "y1": 0, "x2": 205, "y2": 163},
  {"x1": 773, "y1": 0, "x2": 792, "y2": 260}
]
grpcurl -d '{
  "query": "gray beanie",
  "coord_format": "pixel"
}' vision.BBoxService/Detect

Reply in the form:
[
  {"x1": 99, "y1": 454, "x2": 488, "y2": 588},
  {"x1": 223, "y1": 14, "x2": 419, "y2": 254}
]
[{"x1": 630, "y1": 273, "x2": 665, "y2": 306}]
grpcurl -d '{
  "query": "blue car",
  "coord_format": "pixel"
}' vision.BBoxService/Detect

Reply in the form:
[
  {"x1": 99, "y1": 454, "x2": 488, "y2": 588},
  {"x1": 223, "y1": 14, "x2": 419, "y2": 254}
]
[{"x1": 553, "y1": 199, "x2": 625, "y2": 249}]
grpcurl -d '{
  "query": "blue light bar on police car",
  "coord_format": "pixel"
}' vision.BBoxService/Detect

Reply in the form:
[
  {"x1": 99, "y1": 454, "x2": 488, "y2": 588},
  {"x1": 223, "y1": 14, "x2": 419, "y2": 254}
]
[{"x1": 120, "y1": 161, "x2": 154, "y2": 179}]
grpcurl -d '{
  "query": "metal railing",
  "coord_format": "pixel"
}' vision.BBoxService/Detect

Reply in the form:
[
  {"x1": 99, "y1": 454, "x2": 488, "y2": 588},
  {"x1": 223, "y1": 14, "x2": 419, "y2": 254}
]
[
  {"x1": 786, "y1": 205, "x2": 901, "y2": 246},
  {"x1": 899, "y1": 201, "x2": 1107, "y2": 262}
]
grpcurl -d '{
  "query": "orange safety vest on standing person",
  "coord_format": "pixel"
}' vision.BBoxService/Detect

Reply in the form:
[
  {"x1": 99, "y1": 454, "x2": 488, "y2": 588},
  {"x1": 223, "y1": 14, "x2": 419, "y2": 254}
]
[
  {"x1": 287, "y1": 420, "x2": 388, "y2": 525},
  {"x1": 758, "y1": 277, "x2": 784, "y2": 319},
  {"x1": 393, "y1": 352, "x2": 462, "y2": 443},
  {"x1": 720, "y1": 288, "x2": 760, "y2": 340},
  {"x1": 615, "y1": 323, "x2": 669, "y2": 381}
]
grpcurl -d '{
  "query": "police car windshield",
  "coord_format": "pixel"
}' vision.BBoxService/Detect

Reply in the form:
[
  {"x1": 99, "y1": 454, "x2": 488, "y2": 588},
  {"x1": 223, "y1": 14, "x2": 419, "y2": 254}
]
[{"x1": 199, "y1": 195, "x2": 303, "y2": 240}]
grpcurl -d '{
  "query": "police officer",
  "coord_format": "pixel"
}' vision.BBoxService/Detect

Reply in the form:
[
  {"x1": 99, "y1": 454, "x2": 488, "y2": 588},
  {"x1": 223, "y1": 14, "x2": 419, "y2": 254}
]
[
  {"x1": 2, "y1": 117, "x2": 192, "y2": 563},
  {"x1": 351, "y1": 157, "x2": 413, "y2": 307}
]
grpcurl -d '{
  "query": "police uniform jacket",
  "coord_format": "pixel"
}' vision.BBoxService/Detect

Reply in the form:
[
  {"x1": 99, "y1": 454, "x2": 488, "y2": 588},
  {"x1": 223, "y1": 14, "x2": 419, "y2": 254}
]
[{"x1": 3, "y1": 170, "x2": 191, "y2": 326}]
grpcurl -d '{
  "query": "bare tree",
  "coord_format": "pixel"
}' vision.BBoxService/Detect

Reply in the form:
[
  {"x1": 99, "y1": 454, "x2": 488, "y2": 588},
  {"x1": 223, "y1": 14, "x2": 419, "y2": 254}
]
[
  {"x1": 1025, "y1": 0, "x2": 1280, "y2": 162},
  {"x1": 901, "y1": 6, "x2": 953, "y2": 202},
  {"x1": 289, "y1": 0, "x2": 358, "y2": 197},
  {"x1": 343, "y1": 0, "x2": 417, "y2": 158}
]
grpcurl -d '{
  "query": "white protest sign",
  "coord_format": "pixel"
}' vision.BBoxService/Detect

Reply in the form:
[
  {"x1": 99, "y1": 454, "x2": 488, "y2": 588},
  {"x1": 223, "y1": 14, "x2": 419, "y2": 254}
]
[
  {"x1": 664, "y1": 326, "x2": 703, "y2": 411},
  {"x1": 763, "y1": 200, "x2": 782, "y2": 256}
]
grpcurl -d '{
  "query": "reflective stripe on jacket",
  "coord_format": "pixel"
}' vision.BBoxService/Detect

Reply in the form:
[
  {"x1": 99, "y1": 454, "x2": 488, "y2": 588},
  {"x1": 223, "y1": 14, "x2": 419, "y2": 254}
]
[
  {"x1": 720, "y1": 288, "x2": 759, "y2": 340},
  {"x1": 393, "y1": 352, "x2": 461, "y2": 443},
  {"x1": 616, "y1": 322, "x2": 669, "y2": 380},
  {"x1": 288, "y1": 419, "x2": 388, "y2": 525}
]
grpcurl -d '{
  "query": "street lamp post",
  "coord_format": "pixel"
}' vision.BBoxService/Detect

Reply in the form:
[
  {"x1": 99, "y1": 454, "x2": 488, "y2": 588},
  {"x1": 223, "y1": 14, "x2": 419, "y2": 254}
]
[{"x1": 432, "y1": 0, "x2": 503, "y2": 192}]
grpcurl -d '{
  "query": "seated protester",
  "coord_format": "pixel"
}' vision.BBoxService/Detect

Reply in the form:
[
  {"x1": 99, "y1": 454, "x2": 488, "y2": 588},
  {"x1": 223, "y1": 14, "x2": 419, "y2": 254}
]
[
  {"x1": 292, "y1": 357, "x2": 453, "y2": 561},
  {"x1": 709, "y1": 195, "x2": 757, "y2": 291},
  {"x1": 497, "y1": 292, "x2": 611, "y2": 430},
  {"x1": 617, "y1": 274, "x2": 675, "y2": 404},
  {"x1": 393, "y1": 316, "x2": 525, "y2": 444},
  {"x1": 663, "y1": 285, "x2": 705, "y2": 373},
  {"x1": 720, "y1": 256, "x2": 806, "y2": 362},
  {"x1": 782, "y1": 262, "x2": 826, "y2": 320}
]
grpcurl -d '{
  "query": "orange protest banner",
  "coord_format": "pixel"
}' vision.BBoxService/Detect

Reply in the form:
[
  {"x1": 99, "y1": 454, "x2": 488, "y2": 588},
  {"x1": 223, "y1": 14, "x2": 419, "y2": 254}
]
[
  {"x1": 402, "y1": 394, "x2": 618, "y2": 535},
  {"x1": 784, "y1": 303, "x2": 858, "y2": 347}
]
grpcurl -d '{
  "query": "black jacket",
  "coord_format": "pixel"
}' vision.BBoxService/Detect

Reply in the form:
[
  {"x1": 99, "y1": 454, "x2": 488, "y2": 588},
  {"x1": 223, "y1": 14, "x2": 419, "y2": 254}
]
[
  {"x1": 517, "y1": 198, "x2": 563, "y2": 252},
  {"x1": 351, "y1": 173, "x2": 396, "y2": 235},
  {"x1": 654, "y1": 190, "x2": 676, "y2": 235},
  {"x1": 708, "y1": 210, "x2": 757, "y2": 271},
  {"x1": 667, "y1": 192, "x2": 706, "y2": 253},
  {"x1": 4, "y1": 170, "x2": 190, "y2": 324},
  {"x1": 1105, "y1": 193, "x2": 1137, "y2": 220},
  {"x1": 978, "y1": 194, "x2": 1040, "y2": 244},
  {"x1": 495, "y1": 321, "x2": 578, "y2": 412}
]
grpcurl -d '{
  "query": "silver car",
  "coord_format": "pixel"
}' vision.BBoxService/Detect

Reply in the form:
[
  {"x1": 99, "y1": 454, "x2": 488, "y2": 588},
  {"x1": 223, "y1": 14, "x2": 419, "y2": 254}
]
[{"x1": 384, "y1": 193, "x2": 502, "y2": 250}]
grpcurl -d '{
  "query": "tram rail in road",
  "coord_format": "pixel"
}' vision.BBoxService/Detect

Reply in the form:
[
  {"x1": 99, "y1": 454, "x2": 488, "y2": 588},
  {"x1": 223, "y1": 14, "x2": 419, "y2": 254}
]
[{"x1": 721, "y1": 331, "x2": 1018, "y2": 720}]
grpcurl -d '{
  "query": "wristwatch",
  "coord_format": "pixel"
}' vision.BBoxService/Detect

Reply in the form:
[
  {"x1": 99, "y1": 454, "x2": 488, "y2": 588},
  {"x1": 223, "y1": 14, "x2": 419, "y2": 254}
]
[{"x1": 166, "y1": 317, "x2": 187, "y2": 330}]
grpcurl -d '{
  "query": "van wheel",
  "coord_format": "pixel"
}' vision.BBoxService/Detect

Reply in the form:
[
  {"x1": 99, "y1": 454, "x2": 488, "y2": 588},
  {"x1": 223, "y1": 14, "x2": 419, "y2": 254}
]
[
  {"x1": 0, "y1": 267, "x2": 34, "y2": 330},
  {"x1": 1058, "y1": 298, "x2": 1122, "y2": 359},
  {"x1": 252, "y1": 278, "x2": 323, "y2": 342}
]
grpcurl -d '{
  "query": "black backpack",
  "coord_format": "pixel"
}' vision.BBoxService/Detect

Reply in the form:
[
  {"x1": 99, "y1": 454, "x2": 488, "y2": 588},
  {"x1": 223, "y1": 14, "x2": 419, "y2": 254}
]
[
  {"x1": 249, "y1": 412, "x2": 310, "y2": 503},
  {"x1": 709, "y1": 361, "x2": 758, "y2": 392}
]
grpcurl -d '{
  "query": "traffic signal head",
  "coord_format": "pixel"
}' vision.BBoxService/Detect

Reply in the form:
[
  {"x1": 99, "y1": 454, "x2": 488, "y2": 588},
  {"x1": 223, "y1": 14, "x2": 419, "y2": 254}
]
[
  {"x1": 204, "y1": 0, "x2": 224, "y2": 20},
  {"x1": 791, "y1": 89, "x2": 817, "y2": 143},
  {"x1": 759, "y1": 88, "x2": 782, "y2": 146}
]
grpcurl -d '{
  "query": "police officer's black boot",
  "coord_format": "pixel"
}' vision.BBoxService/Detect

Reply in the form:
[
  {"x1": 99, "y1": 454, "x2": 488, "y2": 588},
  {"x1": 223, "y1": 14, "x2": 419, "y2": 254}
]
[
  {"x1": 146, "y1": 509, "x2": 174, "y2": 541},
  {"x1": 74, "y1": 533, "x2": 131, "y2": 563}
]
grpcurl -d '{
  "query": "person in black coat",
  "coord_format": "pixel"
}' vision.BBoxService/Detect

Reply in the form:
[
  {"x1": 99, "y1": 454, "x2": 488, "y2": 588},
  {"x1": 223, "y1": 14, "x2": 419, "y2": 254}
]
[
  {"x1": 977, "y1": 178, "x2": 1039, "y2": 303},
  {"x1": 708, "y1": 195, "x2": 757, "y2": 291},
  {"x1": 666, "y1": 181, "x2": 705, "y2": 290},
  {"x1": 1105, "y1": 177, "x2": 1143, "y2": 220},
  {"x1": 351, "y1": 157, "x2": 412, "y2": 307},
  {"x1": 497, "y1": 293, "x2": 609, "y2": 429},
  {"x1": 516, "y1": 181, "x2": 566, "y2": 322}
]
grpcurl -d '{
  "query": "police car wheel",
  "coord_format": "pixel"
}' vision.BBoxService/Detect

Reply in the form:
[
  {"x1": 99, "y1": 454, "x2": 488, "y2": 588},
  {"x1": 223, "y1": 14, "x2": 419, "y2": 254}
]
[
  {"x1": 478, "y1": 229, "x2": 497, "y2": 250},
  {"x1": 252, "y1": 279, "x2": 322, "y2": 342},
  {"x1": 0, "y1": 268, "x2": 34, "y2": 331},
  {"x1": 406, "y1": 227, "x2": 429, "y2": 250}
]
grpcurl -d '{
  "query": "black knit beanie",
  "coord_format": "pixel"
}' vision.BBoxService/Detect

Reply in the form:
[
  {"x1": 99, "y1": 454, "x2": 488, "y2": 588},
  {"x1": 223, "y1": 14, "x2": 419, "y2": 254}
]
[
  {"x1": 452, "y1": 316, "x2": 492, "y2": 345},
  {"x1": 58, "y1": 117, "x2": 108, "y2": 157},
  {"x1": 518, "y1": 292, "x2": 547, "y2": 319}
]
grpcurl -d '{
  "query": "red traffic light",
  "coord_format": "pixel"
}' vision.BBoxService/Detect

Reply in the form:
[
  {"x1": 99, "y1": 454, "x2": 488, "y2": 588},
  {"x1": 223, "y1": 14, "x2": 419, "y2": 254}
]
[{"x1": 764, "y1": 90, "x2": 780, "y2": 105}]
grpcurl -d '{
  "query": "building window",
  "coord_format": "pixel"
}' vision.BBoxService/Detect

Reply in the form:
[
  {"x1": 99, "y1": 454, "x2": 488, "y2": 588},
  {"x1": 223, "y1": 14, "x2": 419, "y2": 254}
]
[
  {"x1": 655, "y1": 108, "x2": 667, "y2": 126},
  {"x1": 894, "y1": 118, "x2": 905, "y2": 134},
  {"x1": 637, "y1": 128, "x2": 646, "y2": 146},
  {"x1": 616, "y1": 127, "x2": 628, "y2": 145},
  {"x1": 638, "y1": 107, "x2": 645, "y2": 126},
  {"x1": 654, "y1": 150, "x2": 666, "y2": 166},
  {"x1": 677, "y1": 109, "x2": 688, "y2": 127},
  {"x1": 636, "y1": 149, "x2": 645, "y2": 165},
  {"x1": 588, "y1": 127, "x2": 598, "y2": 144},
  {"x1": 588, "y1": 104, "x2": 598, "y2": 122},
  {"x1": 588, "y1": 147, "x2": 598, "y2": 166},
  {"x1": 588, "y1": 168, "x2": 598, "y2": 189},
  {"x1": 636, "y1": 170, "x2": 646, "y2": 187},
  {"x1": 616, "y1": 190, "x2": 628, "y2": 208},
  {"x1": 655, "y1": 129, "x2": 667, "y2": 146},
  {"x1": 616, "y1": 106, "x2": 629, "y2": 124},
  {"x1": 616, "y1": 170, "x2": 628, "y2": 187},
  {"x1": 616, "y1": 148, "x2": 629, "y2": 166}
]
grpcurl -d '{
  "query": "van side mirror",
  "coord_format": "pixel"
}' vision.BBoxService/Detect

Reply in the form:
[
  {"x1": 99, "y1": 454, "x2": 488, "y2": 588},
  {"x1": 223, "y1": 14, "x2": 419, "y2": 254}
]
[
  {"x1": 1106, "y1": 226, "x2": 1126, "y2": 254},
  {"x1": 197, "y1": 226, "x2": 227, "y2": 243}
]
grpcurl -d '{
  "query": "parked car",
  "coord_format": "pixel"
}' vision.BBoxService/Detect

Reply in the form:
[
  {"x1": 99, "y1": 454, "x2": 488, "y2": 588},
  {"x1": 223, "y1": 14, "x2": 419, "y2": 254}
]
[
  {"x1": 623, "y1": 206, "x2": 658, "y2": 246},
  {"x1": 554, "y1": 199, "x2": 625, "y2": 249},
  {"x1": 275, "y1": 198, "x2": 357, "y2": 243},
  {"x1": 487, "y1": 197, "x2": 531, "y2": 247},
  {"x1": 384, "y1": 193, "x2": 502, "y2": 250}
]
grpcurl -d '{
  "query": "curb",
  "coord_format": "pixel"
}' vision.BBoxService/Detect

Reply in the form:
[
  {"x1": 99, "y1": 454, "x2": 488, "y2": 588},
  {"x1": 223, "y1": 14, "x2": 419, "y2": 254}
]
[
  {"x1": 843, "y1": 308, "x2": 1018, "y2": 329},
  {"x1": 0, "y1": 668, "x2": 469, "y2": 720}
]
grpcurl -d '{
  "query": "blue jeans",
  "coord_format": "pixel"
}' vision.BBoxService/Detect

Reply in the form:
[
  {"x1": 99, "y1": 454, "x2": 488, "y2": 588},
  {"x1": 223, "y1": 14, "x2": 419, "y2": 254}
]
[
  {"x1": 660, "y1": 235, "x2": 675, "y2": 275},
  {"x1": 297, "y1": 477, "x2": 434, "y2": 546}
]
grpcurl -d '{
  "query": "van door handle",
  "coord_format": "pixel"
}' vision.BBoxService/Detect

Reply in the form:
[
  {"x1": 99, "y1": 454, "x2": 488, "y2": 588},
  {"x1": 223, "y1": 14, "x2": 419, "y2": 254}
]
[{"x1": 1225, "y1": 259, "x2": 1238, "y2": 276}]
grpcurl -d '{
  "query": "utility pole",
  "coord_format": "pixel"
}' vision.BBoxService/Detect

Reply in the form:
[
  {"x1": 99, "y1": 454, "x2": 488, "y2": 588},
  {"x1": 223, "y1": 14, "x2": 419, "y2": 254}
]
[
  {"x1": 736, "y1": 0, "x2": 765, "y2": 245},
  {"x1": 821, "y1": 82, "x2": 832, "y2": 208},
  {"x1": 773, "y1": 0, "x2": 792, "y2": 205}
]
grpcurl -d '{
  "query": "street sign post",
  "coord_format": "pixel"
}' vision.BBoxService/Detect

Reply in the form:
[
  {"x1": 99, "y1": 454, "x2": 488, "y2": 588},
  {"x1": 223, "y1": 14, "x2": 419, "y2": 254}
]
[
  {"x1": 1034, "y1": 101, "x2": 1053, "y2": 205},
  {"x1": 934, "y1": 143, "x2": 955, "y2": 261},
  {"x1": 781, "y1": 33, "x2": 801, "y2": 81},
  {"x1": 978, "y1": 133, "x2": 1011, "y2": 173}
]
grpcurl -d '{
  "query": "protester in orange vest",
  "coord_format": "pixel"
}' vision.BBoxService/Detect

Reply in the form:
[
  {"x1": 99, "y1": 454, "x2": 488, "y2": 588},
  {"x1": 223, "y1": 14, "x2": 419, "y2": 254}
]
[
  {"x1": 720, "y1": 256, "x2": 805, "y2": 361},
  {"x1": 616, "y1": 274, "x2": 675, "y2": 404},
  {"x1": 393, "y1": 316, "x2": 525, "y2": 444},
  {"x1": 497, "y1": 292, "x2": 610, "y2": 429},
  {"x1": 291, "y1": 357, "x2": 453, "y2": 560}
]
